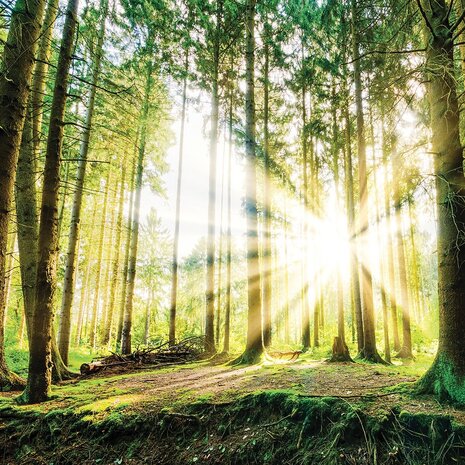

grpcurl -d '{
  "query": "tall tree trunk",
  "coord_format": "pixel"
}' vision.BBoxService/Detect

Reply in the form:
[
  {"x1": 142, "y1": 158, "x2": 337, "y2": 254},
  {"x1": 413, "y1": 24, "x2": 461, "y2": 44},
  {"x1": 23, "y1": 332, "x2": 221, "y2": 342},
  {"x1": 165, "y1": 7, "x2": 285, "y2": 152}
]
[
  {"x1": 121, "y1": 61, "x2": 153, "y2": 355},
  {"x1": 371, "y1": 111, "x2": 391, "y2": 363},
  {"x1": 99, "y1": 184, "x2": 118, "y2": 343},
  {"x1": 89, "y1": 169, "x2": 111, "y2": 349},
  {"x1": 57, "y1": 162, "x2": 70, "y2": 240},
  {"x1": 235, "y1": 0, "x2": 262, "y2": 364},
  {"x1": 262, "y1": 22, "x2": 272, "y2": 349},
  {"x1": 343, "y1": 85, "x2": 363, "y2": 353},
  {"x1": 222, "y1": 85, "x2": 233, "y2": 354},
  {"x1": 58, "y1": 0, "x2": 109, "y2": 363},
  {"x1": 391, "y1": 143, "x2": 412, "y2": 359},
  {"x1": 102, "y1": 164, "x2": 126, "y2": 345},
  {"x1": 169, "y1": 50, "x2": 188, "y2": 346},
  {"x1": 330, "y1": 85, "x2": 351, "y2": 363},
  {"x1": 407, "y1": 199, "x2": 423, "y2": 321},
  {"x1": 75, "y1": 201, "x2": 97, "y2": 344},
  {"x1": 205, "y1": 0, "x2": 222, "y2": 354},
  {"x1": 0, "y1": 226, "x2": 24, "y2": 390},
  {"x1": 416, "y1": 0, "x2": 465, "y2": 403},
  {"x1": 283, "y1": 197, "x2": 290, "y2": 345},
  {"x1": 392, "y1": 200, "x2": 412, "y2": 358},
  {"x1": 300, "y1": 47, "x2": 310, "y2": 352},
  {"x1": 381, "y1": 116, "x2": 401, "y2": 352},
  {"x1": 31, "y1": 0, "x2": 59, "y2": 159},
  {"x1": 143, "y1": 293, "x2": 151, "y2": 345},
  {"x1": 19, "y1": 0, "x2": 79, "y2": 403},
  {"x1": 15, "y1": 0, "x2": 59, "y2": 341},
  {"x1": 116, "y1": 155, "x2": 136, "y2": 350},
  {"x1": 216, "y1": 139, "x2": 226, "y2": 348},
  {"x1": 15, "y1": 0, "x2": 72, "y2": 383},
  {"x1": 0, "y1": 0, "x2": 47, "y2": 390},
  {"x1": 351, "y1": 0, "x2": 383, "y2": 363}
]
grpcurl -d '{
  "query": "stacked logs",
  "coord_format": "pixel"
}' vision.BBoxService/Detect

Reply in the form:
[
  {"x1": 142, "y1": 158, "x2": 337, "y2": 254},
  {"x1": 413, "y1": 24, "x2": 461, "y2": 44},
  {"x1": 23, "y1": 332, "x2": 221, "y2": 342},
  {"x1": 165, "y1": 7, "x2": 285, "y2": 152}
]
[{"x1": 80, "y1": 336, "x2": 205, "y2": 375}]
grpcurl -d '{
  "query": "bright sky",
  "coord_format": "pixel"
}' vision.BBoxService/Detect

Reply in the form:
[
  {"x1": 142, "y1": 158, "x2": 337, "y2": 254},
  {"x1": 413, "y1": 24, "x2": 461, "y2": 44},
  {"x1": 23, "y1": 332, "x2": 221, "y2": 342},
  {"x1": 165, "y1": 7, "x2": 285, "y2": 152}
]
[{"x1": 140, "y1": 95, "x2": 247, "y2": 258}]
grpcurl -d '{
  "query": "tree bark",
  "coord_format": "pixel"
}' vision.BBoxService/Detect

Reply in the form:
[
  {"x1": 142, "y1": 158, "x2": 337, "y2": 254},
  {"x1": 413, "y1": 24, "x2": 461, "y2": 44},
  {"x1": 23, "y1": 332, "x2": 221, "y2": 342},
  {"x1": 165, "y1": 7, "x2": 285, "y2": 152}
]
[
  {"x1": 262, "y1": 21, "x2": 272, "y2": 349},
  {"x1": 116, "y1": 154, "x2": 136, "y2": 350},
  {"x1": 300, "y1": 45, "x2": 310, "y2": 352},
  {"x1": 58, "y1": 0, "x2": 109, "y2": 363},
  {"x1": 222, "y1": 83, "x2": 233, "y2": 354},
  {"x1": 416, "y1": 0, "x2": 465, "y2": 403},
  {"x1": 351, "y1": 0, "x2": 383, "y2": 363},
  {"x1": 331, "y1": 84, "x2": 350, "y2": 362},
  {"x1": 89, "y1": 169, "x2": 111, "y2": 349},
  {"x1": 0, "y1": 0, "x2": 47, "y2": 390},
  {"x1": 392, "y1": 188, "x2": 412, "y2": 359},
  {"x1": 169, "y1": 50, "x2": 188, "y2": 346},
  {"x1": 19, "y1": 0, "x2": 79, "y2": 403},
  {"x1": 234, "y1": 0, "x2": 262, "y2": 364},
  {"x1": 205, "y1": 0, "x2": 223, "y2": 354},
  {"x1": 121, "y1": 61, "x2": 153, "y2": 355},
  {"x1": 102, "y1": 166, "x2": 126, "y2": 346}
]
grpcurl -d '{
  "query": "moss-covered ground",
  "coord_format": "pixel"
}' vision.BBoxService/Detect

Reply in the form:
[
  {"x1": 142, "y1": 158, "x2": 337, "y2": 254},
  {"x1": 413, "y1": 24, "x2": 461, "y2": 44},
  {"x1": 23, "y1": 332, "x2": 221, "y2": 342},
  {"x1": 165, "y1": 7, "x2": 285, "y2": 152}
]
[{"x1": 1, "y1": 352, "x2": 465, "y2": 464}]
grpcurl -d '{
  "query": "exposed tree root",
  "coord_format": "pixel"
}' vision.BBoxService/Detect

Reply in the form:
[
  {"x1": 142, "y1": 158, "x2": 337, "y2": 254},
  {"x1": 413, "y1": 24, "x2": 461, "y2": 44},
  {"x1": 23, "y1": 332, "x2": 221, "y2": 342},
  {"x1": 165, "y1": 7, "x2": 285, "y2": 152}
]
[
  {"x1": 229, "y1": 348, "x2": 262, "y2": 366},
  {"x1": 415, "y1": 354, "x2": 465, "y2": 405},
  {"x1": 0, "y1": 365, "x2": 26, "y2": 392},
  {"x1": 328, "y1": 337, "x2": 354, "y2": 363},
  {"x1": 356, "y1": 349, "x2": 389, "y2": 365},
  {"x1": 395, "y1": 347, "x2": 415, "y2": 360}
]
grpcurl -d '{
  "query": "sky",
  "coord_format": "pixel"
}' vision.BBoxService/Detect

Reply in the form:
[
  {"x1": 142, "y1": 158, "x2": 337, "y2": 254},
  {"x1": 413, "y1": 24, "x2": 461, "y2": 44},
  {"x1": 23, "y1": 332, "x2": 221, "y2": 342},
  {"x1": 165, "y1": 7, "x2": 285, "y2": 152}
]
[{"x1": 140, "y1": 94, "x2": 247, "y2": 259}]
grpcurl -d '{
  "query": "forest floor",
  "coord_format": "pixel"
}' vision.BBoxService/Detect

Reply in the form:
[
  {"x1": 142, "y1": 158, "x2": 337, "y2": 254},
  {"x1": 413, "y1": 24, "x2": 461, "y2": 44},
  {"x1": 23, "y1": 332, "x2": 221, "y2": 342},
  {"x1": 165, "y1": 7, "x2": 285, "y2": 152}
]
[{"x1": 2, "y1": 352, "x2": 465, "y2": 464}]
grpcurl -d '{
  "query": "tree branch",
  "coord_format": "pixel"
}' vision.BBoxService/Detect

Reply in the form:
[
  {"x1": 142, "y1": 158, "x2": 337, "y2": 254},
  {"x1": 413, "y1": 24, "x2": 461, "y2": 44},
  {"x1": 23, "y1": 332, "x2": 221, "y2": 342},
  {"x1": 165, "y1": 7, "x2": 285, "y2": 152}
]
[
  {"x1": 345, "y1": 47, "x2": 426, "y2": 64},
  {"x1": 451, "y1": 7, "x2": 465, "y2": 34},
  {"x1": 415, "y1": 0, "x2": 436, "y2": 38}
]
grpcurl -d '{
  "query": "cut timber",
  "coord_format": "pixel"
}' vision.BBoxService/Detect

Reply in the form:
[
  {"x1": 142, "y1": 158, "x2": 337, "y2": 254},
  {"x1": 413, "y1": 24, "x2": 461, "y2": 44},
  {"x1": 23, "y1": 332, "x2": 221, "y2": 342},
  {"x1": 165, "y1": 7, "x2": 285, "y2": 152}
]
[
  {"x1": 80, "y1": 361, "x2": 105, "y2": 375},
  {"x1": 329, "y1": 337, "x2": 353, "y2": 363}
]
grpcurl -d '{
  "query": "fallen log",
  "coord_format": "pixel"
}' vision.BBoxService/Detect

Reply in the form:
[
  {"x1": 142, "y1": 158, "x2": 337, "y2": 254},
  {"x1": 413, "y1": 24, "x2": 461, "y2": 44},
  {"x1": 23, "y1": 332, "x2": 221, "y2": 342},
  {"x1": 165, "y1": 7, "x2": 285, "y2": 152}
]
[{"x1": 80, "y1": 336, "x2": 206, "y2": 376}]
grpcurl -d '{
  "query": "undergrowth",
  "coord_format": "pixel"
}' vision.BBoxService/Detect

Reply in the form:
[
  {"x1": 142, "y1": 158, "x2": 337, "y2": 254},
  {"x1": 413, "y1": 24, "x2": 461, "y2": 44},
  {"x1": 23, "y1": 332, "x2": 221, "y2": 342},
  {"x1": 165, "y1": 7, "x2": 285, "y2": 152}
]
[{"x1": 1, "y1": 389, "x2": 464, "y2": 464}]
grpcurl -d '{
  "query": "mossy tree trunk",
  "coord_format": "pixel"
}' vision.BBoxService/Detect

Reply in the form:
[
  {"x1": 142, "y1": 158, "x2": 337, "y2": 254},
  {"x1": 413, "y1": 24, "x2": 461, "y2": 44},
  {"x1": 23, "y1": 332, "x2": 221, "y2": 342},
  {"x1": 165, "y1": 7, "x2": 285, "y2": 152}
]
[
  {"x1": 19, "y1": 0, "x2": 79, "y2": 404},
  {"x1": 0, "y1": 0, "x2": 47, "y2": 390},
  {"x1": 416, "y1": 0, "x2": 465, "y2": 403}
]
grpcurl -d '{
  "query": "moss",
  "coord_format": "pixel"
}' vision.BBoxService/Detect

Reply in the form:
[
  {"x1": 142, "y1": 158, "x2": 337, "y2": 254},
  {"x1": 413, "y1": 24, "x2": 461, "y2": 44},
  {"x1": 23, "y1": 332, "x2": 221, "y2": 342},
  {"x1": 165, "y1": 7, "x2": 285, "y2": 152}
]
[
  {"x1": 3, "y1": 390, "x2": 465, "y2": 464},
  {"x1": 416, "y1": 353, "x2": 465, "y2": 405}
]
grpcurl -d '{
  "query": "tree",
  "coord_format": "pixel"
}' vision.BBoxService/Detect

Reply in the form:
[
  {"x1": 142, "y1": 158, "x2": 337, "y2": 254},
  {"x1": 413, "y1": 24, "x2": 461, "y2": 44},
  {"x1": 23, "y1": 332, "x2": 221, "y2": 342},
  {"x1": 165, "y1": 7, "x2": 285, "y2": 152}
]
[
  {"x1": 416, "y1": 0, "x2": 465, "y2": 403},
  {"x1": 58, "y1": 0, "x2": 109, "y2": 364},
  {"x1": 0, "y1": 0, "x2": 47, "y2": 389},
  {"x1": 19, "y1": 0, "x2": 79, "y2": 404},
  {"x1": 351, "y1": 0, "x2": 384, "y2": 363},
  {"x1": 121, "y1": 60, "x2": 153, "y2": 355},
  {"x1": 235, "y1": 0, "x2": 263, "y2": 364}
]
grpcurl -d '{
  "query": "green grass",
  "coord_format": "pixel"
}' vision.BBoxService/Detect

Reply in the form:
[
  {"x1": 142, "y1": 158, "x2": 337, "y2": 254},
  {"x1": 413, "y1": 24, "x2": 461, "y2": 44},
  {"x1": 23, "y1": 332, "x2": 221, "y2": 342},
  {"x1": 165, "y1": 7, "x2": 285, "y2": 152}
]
[{"x1": 5, "y1": 344, "x2": 99, "y2": 376}]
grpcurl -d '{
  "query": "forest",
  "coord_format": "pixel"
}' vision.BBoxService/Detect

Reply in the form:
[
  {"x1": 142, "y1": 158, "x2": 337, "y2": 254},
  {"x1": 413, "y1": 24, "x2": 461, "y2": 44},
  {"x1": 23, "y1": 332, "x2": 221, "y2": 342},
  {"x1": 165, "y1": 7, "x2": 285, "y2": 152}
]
[{"x1": 1, "y1": 0, "x2": 465, "y2": 463}]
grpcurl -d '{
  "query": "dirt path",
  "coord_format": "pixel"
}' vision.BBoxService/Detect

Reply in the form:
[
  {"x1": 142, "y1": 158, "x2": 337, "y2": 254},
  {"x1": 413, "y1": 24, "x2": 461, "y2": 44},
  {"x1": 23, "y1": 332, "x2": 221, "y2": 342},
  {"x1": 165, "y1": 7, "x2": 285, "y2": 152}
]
[{"x1": 3, "y1": 356, "x2": 465, "y2": 424}]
